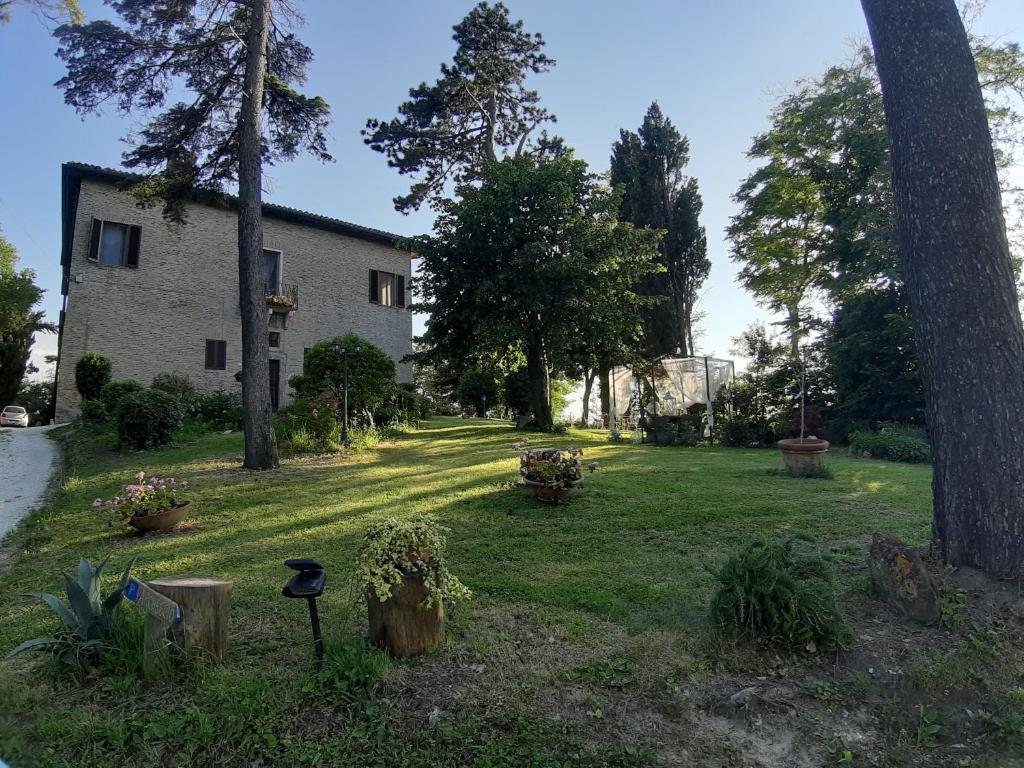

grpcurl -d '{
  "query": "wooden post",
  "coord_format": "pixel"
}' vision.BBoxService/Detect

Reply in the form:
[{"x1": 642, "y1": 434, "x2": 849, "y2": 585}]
[
  {"x1": 367, "y1": 576, "x2": 444, "y2": 658},
  {"x1": 145, "y1": 577, "x2": 233, "y2": 670}
]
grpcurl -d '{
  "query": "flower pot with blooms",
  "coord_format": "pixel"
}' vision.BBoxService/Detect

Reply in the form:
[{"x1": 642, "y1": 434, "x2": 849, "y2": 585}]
[
  {"x1": 94, "y1": 471, "x2": 191, "y2": 532},
  {"x1": 518, "y1": 447, "x2": 597, "y2": 502}
]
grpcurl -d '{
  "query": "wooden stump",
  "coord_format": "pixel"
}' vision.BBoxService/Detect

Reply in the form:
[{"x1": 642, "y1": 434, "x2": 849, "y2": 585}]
[
  {"x1": 144, "y1": 577, "x2": 233, "y2": 675},
  {"x1": 367, "y1": 575, "x2": 444, "y2": 658}
]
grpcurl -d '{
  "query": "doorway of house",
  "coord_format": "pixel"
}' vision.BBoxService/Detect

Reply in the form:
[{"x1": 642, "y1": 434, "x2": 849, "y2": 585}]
[{"x1": 269, "y1": 359, "x2": 281, "y2": 411}]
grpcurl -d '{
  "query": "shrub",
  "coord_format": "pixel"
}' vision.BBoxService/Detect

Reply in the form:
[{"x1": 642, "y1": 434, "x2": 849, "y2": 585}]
[
  {"x1": 74, "y1": 352, "x2": 112, "y2": 400},
  {"x1": 289, "y1": 335, "x2": 397, "y2": 419},
  {"x1": 849, "y1": 424, "x2": 930, "y2": 463},
  {"x1": 79, "y1": 398, "x2": 109, "y2": 424},
  {"x1": 99, "y1": 379, "x2": 143, "y2": 415},
  {"x1": 194, "y1": 390, "x2": 243, "y2": 430},
  {"x1": 7, "y1": 555, "x2": 136, "y2": 668},
  {"x1": 709, "y1": 537, "x2": 852, "y2": 651},
  {"x1": 456, "y1": 369, "x2": 498, "y2": 417},
  {"x1": 275, "y1": 395, "x2": 340, "y2": 452},
  {"x1": 116, "y1": 389, "x2": 183, "y2": 449},
  {"x1": 151, "y1": 373, "x2": 201, "y2": 413}
]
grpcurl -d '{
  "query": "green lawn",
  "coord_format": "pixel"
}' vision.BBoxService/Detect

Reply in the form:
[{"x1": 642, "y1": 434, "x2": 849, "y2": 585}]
[{"x1": 8, "y1": 417, "x2": 1002, "y2": 767}]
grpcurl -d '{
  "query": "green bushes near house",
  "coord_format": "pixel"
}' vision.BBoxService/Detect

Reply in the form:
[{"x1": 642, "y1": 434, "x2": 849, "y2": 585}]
[
  {"x1": 849, "y1": 423, "x2": 931, "y2": 463},
  {"x1": 74, "y1": 352, "x2": 112, "y2": 400},
  {"x1": 116, "y1": 389, "x2": 183, "y2": 449},
  {"x1": 99, "y1": 379, "x2": 143, "y2": 414}
]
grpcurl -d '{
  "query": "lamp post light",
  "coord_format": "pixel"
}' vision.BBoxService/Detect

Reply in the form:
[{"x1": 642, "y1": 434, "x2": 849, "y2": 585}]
[{"x1": 331, "y1": 341, "x2": 361, "y2": 447}]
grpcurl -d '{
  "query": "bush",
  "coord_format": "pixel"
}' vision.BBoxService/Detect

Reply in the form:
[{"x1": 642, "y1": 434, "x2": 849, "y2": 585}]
[
  {"x1": 709, "y1": 537, "x2": 851, "y2": 651},
  {"x1": 99, "y1": 379, "x2": 143, "y2": 415},
  {"x1": 79, "y1": 398, "x2": 110, "y2": 424},
  {"x1": 74, "y1": 352, "x2": 112, "y2": 400},
  {"x1": 289, "y1": 335, "x2": 397, "y2": 419},
  {"x1": 720, "y1": 417, "x2": 780, "y2": 448},
  {"x1": 150, "y1": 373, "x2": 200, "y2": 413},
  {"x1": 194, "y1": 390, "x2": 243, "y2": 430},
  {"x1": 275, "y1": 395, "x2": 340, "y2": 452},
  {"x1": 116, "y1": 389, "x2": 183, "y2": 449},
  {"x1": 849, "y1": 424, "x2": 930, "y2": 463},
  {"x1": 16, "y1": 380, "x2": 54, "y2": 426}
]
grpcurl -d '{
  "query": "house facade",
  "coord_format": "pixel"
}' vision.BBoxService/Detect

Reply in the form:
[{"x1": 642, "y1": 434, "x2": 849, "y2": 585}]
[{"x1": 54, "y1": 162, "x2": 413, "y2": 422}]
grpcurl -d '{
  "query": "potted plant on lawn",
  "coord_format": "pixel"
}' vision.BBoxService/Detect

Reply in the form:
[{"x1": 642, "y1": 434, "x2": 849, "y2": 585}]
[
  {"x1": 94, "y1": 471, "x2": 191, "y2": 532},
  {"x1": 777, "y1": 355, "x2": 829, "y2": 476},
  {"x1": 356, "y1": 516, "x2": 471, "y2": 658},
  {"x1": 518, "y1": 447, "x2": 597, "y2": 502}
]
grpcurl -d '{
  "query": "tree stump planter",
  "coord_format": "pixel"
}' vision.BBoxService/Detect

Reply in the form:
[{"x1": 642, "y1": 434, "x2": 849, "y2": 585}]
[
  {"x1": 128, "y1": 502, "x2": 191, "y2": 532},
  {"x1": 143, "y1": 576, "x2": 233, "y2": 676},
  {"x1": 367, "y1": 575, "x2": 444, "y2": 658},
  {"x1": 777, "y1": 438, "x2": 830, "y2": 476},
  {"x1": 523, "y1": 478, "x2": 582, "y2": 502}
]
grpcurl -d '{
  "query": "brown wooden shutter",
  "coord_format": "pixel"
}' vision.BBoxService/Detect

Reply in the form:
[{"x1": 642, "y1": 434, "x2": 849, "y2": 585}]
[
  {"x1": 126, "y1": 225, "x2": 141, "y2": 268},
  {"x1": 205, "y1": 340, "x2": 215, "y2": 369},
  {"x1": 369, "y1": 269, "x2": 378, "y2": 303},
  {"x1": 88, "y1": 219, "x2": 102, "y2": 261},
  {"x1": 396, "y1": 274, "x2": 406, "y2": 308}
]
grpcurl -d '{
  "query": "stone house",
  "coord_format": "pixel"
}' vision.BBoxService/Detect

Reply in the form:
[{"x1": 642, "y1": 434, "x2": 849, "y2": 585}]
[{"x1": 54, "y1": 162, "x2": 412, "y2": 422}]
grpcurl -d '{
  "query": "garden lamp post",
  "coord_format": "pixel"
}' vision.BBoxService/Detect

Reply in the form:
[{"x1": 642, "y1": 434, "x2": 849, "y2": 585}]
[{"x1": 331, "y1": 341, "x2": 361, "y2": 447}]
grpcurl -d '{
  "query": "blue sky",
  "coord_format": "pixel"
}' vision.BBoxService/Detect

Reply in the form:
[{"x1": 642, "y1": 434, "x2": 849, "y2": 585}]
[{"x1": 2, "y1": 0, "x2": 1023, "y2": 381}]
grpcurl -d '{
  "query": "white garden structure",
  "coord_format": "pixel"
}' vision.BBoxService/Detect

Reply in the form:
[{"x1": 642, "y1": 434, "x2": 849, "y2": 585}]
[{"x1": 609, "y1": 356, "x2": 735, "y2": 436}]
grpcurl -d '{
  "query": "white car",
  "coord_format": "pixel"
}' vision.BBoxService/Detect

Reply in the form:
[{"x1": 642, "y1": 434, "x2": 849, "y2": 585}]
[{"x1": 0, "y1": 406, "x2": 29, "y2": 427}]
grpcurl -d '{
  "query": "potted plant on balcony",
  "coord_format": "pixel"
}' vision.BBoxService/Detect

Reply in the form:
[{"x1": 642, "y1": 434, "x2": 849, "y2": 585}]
[
  {"x1": 518, "y1": 447, "x2": 597, "y2": 502},
  {"x1": 357, "y1": 516, "x2": 471, "y2": 658},
  {"x1": 266, "y1": 292, "x2": 296, "y2": 310},
  {"x1": 94, "y1": 471, "x2": 191, "y2": 532},
  {"x1": 777, "y1": 355, "x2": 829, "y2": 476}
]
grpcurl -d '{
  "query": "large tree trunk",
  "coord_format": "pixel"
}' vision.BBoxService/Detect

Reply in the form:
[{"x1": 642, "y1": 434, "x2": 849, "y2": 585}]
[
  {"x1": 237, "y1": 0, "x2": 278, "y2": 470},
  {"x1": 862, "y1": 0, "x2": 1024, "y2": 578},
  {"x1": 580, "y1": 367, "x2": 596, "y2": 426},
  {"x1": 526, "y1": 336, "x2": 552, "y2": 430},
  {"x1": 598, "y1": 360, "x2": 611, "y2": 427}
]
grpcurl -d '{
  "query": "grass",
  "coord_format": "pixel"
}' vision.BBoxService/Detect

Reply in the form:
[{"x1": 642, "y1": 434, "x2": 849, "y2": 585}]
[{"x1": 0, "y1": 417, "x2": 948, "y2": 766}]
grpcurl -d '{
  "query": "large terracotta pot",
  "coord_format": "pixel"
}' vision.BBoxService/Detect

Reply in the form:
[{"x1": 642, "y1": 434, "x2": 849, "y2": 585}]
[
  {"x1": 128, "y1": 501, "x2": 191, "y2": 532},
  {"x1": 367, "y1": 574, "x2": 445, "y2": 658},
  {"x1": 777, "y1": 438, "x2": 830, "y2": 476},
  {"x1": 523, "y1": 478, "x2": 582, "y2": 502}
]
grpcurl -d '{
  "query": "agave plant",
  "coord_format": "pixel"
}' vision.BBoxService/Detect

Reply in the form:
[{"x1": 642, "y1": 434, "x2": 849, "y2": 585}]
[{"x1": 7, "y1": 555, "x2": 137, "y2": 665}]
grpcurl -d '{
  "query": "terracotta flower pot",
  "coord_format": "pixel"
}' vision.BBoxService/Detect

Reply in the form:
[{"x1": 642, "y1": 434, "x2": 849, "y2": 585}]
[
  {"x1": 367, "y1": 574, "x2": 445, "y2": 658},
  {"x1": 523, "y1": 478, "x2": 582, "y2": 502},
  {"x1": 777, "y1": 438, "x2": 830, "y2": 476},
  {"x1": 128, "y1": 501, "x2": 191, "y2": 532}
]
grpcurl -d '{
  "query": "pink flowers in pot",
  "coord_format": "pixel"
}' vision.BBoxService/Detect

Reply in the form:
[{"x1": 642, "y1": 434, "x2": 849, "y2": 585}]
[
  {"x1": 517, "y1": 447, "x2": 596, "y2": 489},
  {"x1": 93, "y1": 471, "x2": 189, "y2": 520}
]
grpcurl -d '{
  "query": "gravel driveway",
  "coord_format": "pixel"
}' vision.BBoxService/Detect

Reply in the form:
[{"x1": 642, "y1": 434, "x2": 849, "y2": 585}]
[{"x1": 0, "y1": 425, "x2": 59, "y2": 540}]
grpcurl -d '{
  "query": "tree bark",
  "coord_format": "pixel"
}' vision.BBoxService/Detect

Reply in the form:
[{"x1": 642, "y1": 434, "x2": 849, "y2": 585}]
[
  {"x1": 367, "y1": 576, "x2": 444, "y2": 658},
  {"x1": 862, "y1": 0, "x2": 1024, "y2": 578},
  {"x1": 598, "y1": 360, "x2": 611, "y2": 427},
  {"x1": 526, "y1": 335, "x2": 552, "y2": 430},
  {"x1": 237, "y1": 0, "x2": 278, "y2": 470},
  {"x1": 145, "y1": 576, "x2": 233, "y2": 675},
  {"x1": 580, "y1": 367, "x2": 596, "y2": 426}
]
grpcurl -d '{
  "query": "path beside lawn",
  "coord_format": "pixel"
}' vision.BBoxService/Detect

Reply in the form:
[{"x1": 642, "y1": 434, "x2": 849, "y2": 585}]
[
  {"x1": 5, "y1": 418, "x2": 1019, "y2": 767},
  {"x1": 0, "y1": 425, "x2": 58, "y2": 541}
]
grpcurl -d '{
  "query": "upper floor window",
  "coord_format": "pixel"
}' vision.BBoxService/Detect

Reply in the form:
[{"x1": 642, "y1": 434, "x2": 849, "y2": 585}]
[
  {"x1": 264, "y1": 248, "x2": 282, "y2": 293},
  {"x1": 369, "y1": 269, "x2": 406, "y2": 308},
  {"x1": 205, "y1": 339, "x2": 227, "y2": 370},
  {"x1": 88, "y1": 219, "x2": 141, "y2": 268}
]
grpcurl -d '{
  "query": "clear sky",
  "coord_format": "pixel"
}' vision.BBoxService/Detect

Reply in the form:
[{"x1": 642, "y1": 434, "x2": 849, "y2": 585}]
[{"x1": 2, "y1": 0, "x2": 1023, "y2": 382}]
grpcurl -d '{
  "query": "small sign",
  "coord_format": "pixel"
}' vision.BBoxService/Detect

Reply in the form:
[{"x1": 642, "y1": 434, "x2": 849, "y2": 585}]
[{"x1": 124, "y1": 578, "x2": 181, "y2": 626}]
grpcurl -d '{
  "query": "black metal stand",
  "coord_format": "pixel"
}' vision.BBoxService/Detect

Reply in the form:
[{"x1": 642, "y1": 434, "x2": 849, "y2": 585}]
[
  {"x1": 281, "y1": 558, "x2": 327, "y2": 671},
  {"x1": 306, "y1": 596, "x2": 323, "y2": 669}
]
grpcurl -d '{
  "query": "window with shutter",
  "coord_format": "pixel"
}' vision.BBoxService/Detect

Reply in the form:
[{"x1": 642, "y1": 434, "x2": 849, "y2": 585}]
[
  {"x1": 369, "y1": 269, "x2": 379, "y2": 303},
  {"x1": 88, "y1": 219, "x2": 141, "y2": 268},
  {"x1": 370, "y1": 269, "x2": 406, "y2": 307},
  {"x1": 205, "y1": 339, "x2": 227, "y2": 370}
]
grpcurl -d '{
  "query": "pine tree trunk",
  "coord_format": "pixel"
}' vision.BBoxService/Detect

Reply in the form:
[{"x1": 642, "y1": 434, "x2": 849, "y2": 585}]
[
  {"x1": 237, "y1": 0, "x2": 278, "y2": 470},
  {"x1": 580, "y1": 368, "x2": 596, "y2": 426},
  {"x1": 599, "y1": 361, "x2": 611, "y2": 427},
  {"x1": 862, "y1": 0, "x2": 1024, "y2": 578},
  {"x1": 526, "y1": 336, "x2": 552, "y2": 431}
]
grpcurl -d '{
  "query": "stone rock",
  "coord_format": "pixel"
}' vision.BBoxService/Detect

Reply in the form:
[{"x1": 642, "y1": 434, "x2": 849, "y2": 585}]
[{"x1": 868, "y1": 533, "x2": 940, "y2": 625}]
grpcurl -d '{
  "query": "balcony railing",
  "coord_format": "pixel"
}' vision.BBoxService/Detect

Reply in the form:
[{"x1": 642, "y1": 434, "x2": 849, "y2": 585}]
[{"x1": 266, "y1": 283, "x2": 298, "y2": 311}]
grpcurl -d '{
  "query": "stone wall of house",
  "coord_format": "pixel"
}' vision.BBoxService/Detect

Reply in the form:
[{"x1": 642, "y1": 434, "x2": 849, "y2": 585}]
[{"x1": 54, "y1": 179, "x2": 413, "y2": 422}]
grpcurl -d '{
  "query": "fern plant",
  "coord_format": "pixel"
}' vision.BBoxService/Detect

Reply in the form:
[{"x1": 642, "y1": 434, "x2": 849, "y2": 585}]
[
  {"x1": 7, "y1": 555, "x2": 136, "y2": 666},
  {"x1": 708, "y1": 537, "x2": 851, "y2": 651}
]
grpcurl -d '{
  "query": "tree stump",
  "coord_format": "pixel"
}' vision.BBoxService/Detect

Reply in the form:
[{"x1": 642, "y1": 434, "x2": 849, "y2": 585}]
[
  {"x1": 367, "y1": 575, "x2": 444, "y2": 658},
  {"x1": 144, "y1": 577, "x2": 233, "y2": 674}
]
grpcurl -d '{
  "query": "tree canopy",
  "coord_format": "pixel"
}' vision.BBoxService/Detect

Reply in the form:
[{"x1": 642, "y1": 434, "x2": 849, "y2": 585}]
[
  {"x1": 0, "y1": 230, "x2": 53, "y2": 408},
  {"x1": 364, "y1": 1, "x2": 563, "y2": 212},
  {"x1": 412, "y1": 155, "x2": 661, "y2": 430}
]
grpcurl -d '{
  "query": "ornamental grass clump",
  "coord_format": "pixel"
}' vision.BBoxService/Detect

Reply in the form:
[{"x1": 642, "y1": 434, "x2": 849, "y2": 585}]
[
  {"x1": 708, "y1": 537, "x2": 852, "y2": 652},
  {"x1": 356, "y1": 516, "x2": 471, "y2": 608}
]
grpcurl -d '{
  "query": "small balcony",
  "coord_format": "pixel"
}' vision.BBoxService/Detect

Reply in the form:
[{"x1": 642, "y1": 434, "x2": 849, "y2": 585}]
[{"x1": 266, "y1": 283, "x2": 298, "y2": 312}]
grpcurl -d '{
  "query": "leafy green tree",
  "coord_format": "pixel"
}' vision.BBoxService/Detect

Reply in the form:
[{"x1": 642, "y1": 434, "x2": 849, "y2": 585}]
[
  {"x1": 54, "y1": 0, "x2": 332, "y2": 470},
  {"x1": 16, "y1": 379, "x2": 54, "y2": 426},
  {"x1": 413, "y1": 155, "x2": 661, "y2": 431},
  {"x1": 289, "y1": 335, "x2": 397, "y2": 423},
  {"x1": 0, "y1": 231, "x2": 53, "y2": 407},
  {"x1": 364, "y1": 1, "x2": 562, "y2": 212},
  {"x1": 0, "y1": 0, "x2": 81, "y2": 25},
  {"x1": 456, "y1": 369, "x2": 498, "y2": 417},
  {"x1": 74, "y1": 352, "x2": 112, "y2": 401},
  {"x1": 610, "y1": 102, "x2": 710, "y2": 356}
]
